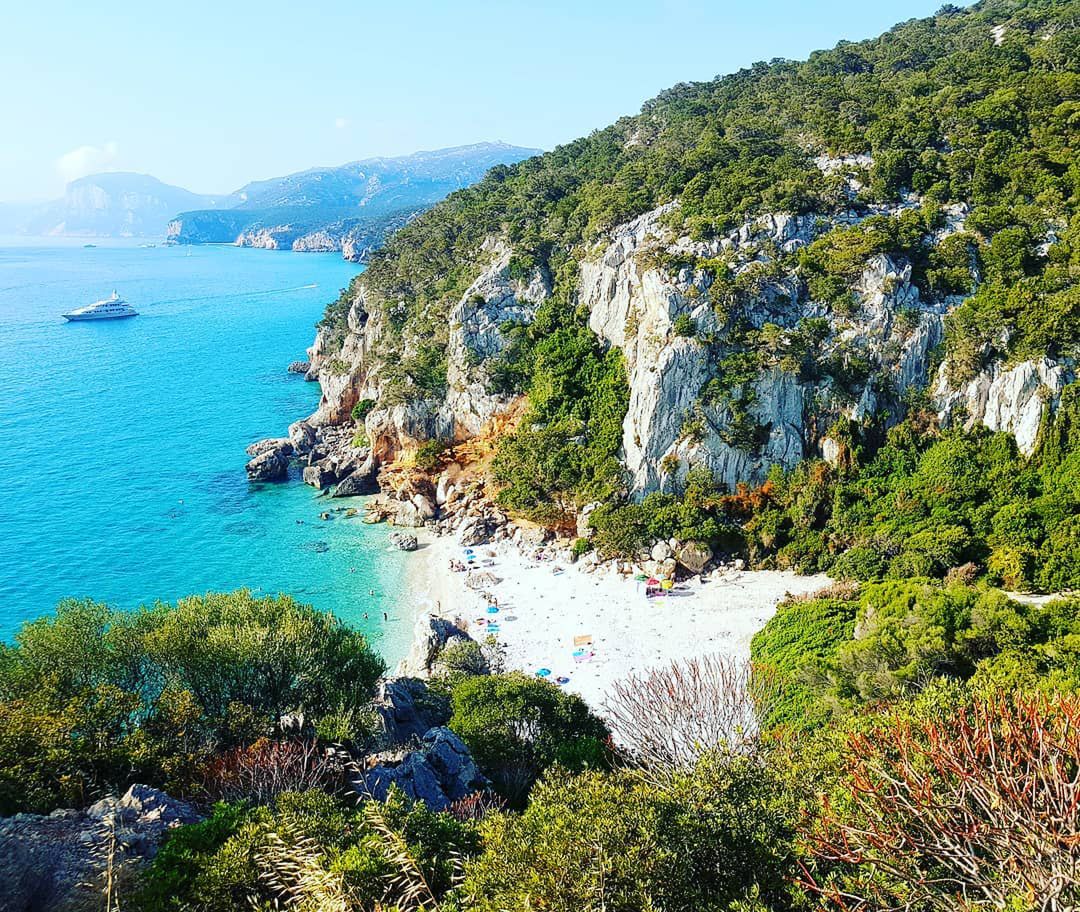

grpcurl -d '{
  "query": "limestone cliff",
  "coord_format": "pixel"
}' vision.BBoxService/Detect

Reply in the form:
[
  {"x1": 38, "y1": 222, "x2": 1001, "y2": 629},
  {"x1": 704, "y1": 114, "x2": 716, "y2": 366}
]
[
  {"x1": 306, "y1": 241, "x2": 549, "y2": 465},
  {"x1": 289, "y1": 2, "x2": 1077, "y2": 515},
  {"x1": 302, "y1": 169, "x2": 1059, "y2": 500}
]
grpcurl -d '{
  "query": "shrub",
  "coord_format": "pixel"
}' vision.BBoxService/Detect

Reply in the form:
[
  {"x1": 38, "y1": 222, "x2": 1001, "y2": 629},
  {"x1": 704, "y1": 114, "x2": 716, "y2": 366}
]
[
  {"x1": 350, "y1": 398, "x2": 376, "y2": 422},
  {"x1": 413, "y1": 438, "x2": 450, "y2": 472},
  {"x1": 570, "y1": 537, "x2": 594, "y2": 559},
  {"x1": 672, "y1": 312, "x2": 696, "y2": 337},
  {"x1": 603, "y1": 655, "x2": 781, "y2": 776},
  {"x1": 448, "y1": 673, "x2": 611, "y2": 804},
  {"x1": 830, "y1": 546, "x2": 886, "y2": 581},
  {"x1": 804, "y1": 691, "x2": 1080, "y2": 911},
  {"x1": 0, "y1": 592, "x2": 385, "y2": 813},
  {"x1": 460, "y1": 757, "x2": 798, "y2": 912},
  {"x1": 135, "y1": 789, "x2": 478, "y2": 912}
]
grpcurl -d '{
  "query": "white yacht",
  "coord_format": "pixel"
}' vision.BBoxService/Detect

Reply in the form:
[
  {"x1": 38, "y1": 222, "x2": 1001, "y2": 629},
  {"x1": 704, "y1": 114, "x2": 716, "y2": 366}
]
[{"x1": 62, "y1": 291, "x2": 138, "y2": 322}]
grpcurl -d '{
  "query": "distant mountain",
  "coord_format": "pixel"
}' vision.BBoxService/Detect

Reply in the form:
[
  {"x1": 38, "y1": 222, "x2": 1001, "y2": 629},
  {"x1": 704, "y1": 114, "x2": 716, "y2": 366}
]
[
  {"x1": 0, "y1": 173, "x2": 235, "y2": 238},
  {"x1": 166, "y1": 142, "x2": 541, "y2": 260}
]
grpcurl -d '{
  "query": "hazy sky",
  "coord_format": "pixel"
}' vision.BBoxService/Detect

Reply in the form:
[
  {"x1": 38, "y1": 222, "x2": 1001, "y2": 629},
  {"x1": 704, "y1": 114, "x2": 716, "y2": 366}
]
[{"x1": 2, "y1": 0, "x2": 957, "y2": 201}]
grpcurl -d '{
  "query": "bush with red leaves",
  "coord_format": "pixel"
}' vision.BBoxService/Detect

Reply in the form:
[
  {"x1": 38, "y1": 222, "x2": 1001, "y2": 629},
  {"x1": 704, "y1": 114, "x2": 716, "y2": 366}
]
[{"x1": 802, "y1": 691, "x2": 1080, "y2": 911}]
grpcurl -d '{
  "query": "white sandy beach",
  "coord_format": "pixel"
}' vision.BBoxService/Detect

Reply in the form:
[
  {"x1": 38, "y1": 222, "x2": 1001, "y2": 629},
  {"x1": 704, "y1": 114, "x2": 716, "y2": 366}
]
[{"x1": 404, "y1": 531, "x2": 830, "y2": 713}]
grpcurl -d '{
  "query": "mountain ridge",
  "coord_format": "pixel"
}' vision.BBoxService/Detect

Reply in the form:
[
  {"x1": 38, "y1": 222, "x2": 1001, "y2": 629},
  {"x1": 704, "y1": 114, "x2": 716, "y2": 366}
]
[
  {"x1": 167, "y1": 142, "x2": 541, "y2": 258},
  {"x1": 0, "y1": 172, "x2": 234, "y2": 238}
]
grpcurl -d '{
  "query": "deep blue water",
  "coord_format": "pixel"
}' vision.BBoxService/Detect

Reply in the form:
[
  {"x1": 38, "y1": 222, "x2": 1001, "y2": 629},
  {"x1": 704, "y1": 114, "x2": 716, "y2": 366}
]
[{"x1": 0, "y1": 239, "x2": 416, "y2": 658}]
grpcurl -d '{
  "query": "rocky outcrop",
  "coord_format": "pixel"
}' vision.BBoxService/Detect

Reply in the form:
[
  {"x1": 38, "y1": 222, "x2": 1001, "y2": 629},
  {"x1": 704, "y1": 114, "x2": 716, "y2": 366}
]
[
  {"x1": 397, "y1": 614, "x2": 475, "y2": 679},
  {"x1": 0, "y1": 785, "x2": 200, "y2": 912},
  {"x1": 287, "y1": 360, "x2": 311, "y2": 375},
  {"x1": 371, "y1": 677, "x2": 448, "y2": 746},
  {"x1": 577, "y1": 203, "x2": 958, "y2": 496},
  {"x1": 245, "y1": 438, "x2": 293, "y2": 482},
  {"x1": 933, "y1": 357, "x2": 1074, "y2": 455},
  {"x1": 302, "y1": 238, "x2": 551, "y2": 486},
  {"x1": 291, "y1": 169, "x2": 1055, "y2": 517},
  {"x1": 355, "y1": 727, "x2": 488, "y2": 811},
  {"x1": 442, "y1": 241, "x2": 551, "y2": 438}
]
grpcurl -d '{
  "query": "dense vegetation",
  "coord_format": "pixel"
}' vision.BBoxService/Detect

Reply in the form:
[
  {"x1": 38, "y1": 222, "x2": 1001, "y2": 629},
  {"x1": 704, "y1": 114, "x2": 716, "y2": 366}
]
[
  {"x1": 3, "y1": 583, "x2": 1079, "y2": 910},
  {"x1": 746, "y1": 384, "x2": 1080, "y2": 590},
  {"x1": 0, "y1": 592, "x2": 385, "y2": 814},
  {"x1": 751, "y1": 578, "x2": 1080, "y2": 731},
  {"x1": 8, "y1": 580, "x2": 1069, "y2": 911},
  {"x1": 324, "y1": 0, "x2": 1079, "y2": 546}
]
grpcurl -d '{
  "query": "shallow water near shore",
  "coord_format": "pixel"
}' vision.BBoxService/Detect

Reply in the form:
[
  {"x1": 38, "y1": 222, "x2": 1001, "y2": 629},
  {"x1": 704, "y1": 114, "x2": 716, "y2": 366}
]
[{"x1": 0, "y1": 238, "x2": 415, "y2": 659}]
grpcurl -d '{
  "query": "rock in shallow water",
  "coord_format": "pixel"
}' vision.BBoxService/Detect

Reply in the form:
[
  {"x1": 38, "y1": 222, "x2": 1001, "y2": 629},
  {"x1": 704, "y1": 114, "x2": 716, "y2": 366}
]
[
  {"x1": 246, "y1": 448, "x2": 289, "y2": 482},
  {"x1": 245, "y1": 437, "x2": 294, "y2": 459},
  {"x1": 332, "y1": 471, "x2": 379, "y2": 498},
  {"x1": 303, "y1": 464, "x2": 336, "y2": 489}
]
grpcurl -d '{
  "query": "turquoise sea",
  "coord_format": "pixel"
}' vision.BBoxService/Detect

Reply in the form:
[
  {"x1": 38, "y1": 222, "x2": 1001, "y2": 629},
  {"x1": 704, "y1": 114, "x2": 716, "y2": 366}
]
[{"x1": 0, "y1": 239, "x2": 416, "y2": 659}]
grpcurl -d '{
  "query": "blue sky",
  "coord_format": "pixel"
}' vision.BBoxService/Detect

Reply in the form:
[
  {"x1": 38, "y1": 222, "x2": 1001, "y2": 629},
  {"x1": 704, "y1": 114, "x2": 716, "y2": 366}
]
[{"x1": 2, "y1": 0, "x2": 959, "y2": 201}]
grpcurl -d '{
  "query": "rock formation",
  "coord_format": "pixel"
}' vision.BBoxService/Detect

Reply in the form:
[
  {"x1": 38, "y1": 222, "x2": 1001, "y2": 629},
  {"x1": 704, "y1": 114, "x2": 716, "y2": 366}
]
[
  {"x1": 354, "y1": 727, "x2": 488, "y2": 811},
  {"x1": 0, "y1": 785, "x2": 200, "y2": 912}
]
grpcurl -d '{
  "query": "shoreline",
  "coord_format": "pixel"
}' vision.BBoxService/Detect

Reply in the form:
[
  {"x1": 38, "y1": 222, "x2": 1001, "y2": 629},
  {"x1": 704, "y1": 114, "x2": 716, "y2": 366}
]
[{"x1": 399, "y1": 528, "x2": 831, "y2": 713}]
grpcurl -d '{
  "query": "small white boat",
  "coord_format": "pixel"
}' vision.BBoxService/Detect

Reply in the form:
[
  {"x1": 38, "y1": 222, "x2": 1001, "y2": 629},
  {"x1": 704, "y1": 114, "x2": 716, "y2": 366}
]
[{"x1": 62, "y1": 291, "x2": 138, "y2": 322}]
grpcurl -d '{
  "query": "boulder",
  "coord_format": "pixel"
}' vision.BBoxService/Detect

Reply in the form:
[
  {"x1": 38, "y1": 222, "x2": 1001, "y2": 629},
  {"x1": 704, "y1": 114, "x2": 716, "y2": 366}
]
[
  {"x1": 287, "y1": 360, "x2": 311, "y2": 374},
  {"x1": 675, "y1": 541, "x2": 713, "y2": 574},
  {"x1": 651, "y1": 541, "x2": 673, "y2": 562},
  {"x1": 458, "y1": 516, "x2": 493, "y2": 548},
  {"x1": 397, "y1": 614, "x2": 474, "y2": 678},
  {"x1": 518, "y1": 524, "x2": 550, "y2": 546},
  {"x1": 332, "y1": 470, "x2": 379, "y2": 498},
  {"x1": 0, "y1": 786, "x2": 200, "y2": 912},
  {"x1": 246, "y1": 449, "x2": 289, "y2": 482},
  {"x1": 303, "y1": 464, "x2": 336, "y2": 489},
  {"x1": 409, "y1": 494, "x2": 437, "y2": 522},
  {"x1": 389, "y1": 531, "x2": 419, "y2": 552},
  {"x1": 245, "y1": 437, "x2": 294, "y2": 459},
  {"x1": 355, "y1": 727, "x2": 488, "y2": 811},
  {"x1": 391, "y1": 500, "x2": 423, "y2": 527},
  {"x1": 288, "y1": 420, "x2": 317, "y2": 455}
]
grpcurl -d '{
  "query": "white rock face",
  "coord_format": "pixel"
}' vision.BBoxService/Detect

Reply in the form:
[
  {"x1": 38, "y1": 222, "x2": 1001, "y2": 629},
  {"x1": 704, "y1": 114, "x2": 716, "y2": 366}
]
[
  {"x1": 298, "y1": 188, "x2": 1055, "y2": 502},
  {"x1": 444, "y1": 241, "x2": 550, "y2": 437},
  {"x1": 578, "y1": 205, "x2": 950, "y2": 496},
  {"x1": 933, "y1": 358, "x2": 1074, "y2": 455},
  {"x1": 305, "y1": 236, "x2": 551, "y2": 465}
]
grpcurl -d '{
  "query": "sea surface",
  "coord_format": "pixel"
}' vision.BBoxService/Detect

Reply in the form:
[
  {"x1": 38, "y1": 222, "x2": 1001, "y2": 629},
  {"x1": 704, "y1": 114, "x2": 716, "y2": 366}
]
[{"x1": 0, "y1": 238, "x2": 417, "y2": 658}]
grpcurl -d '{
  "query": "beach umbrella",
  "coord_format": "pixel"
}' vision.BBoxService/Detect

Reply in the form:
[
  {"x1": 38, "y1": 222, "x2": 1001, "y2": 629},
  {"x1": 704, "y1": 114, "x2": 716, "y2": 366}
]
[
  {"x1": 634, "y1": 573, "x2": 648, "y2": 581},
  {"x1": 646, "y1": 578, "x2": 660, "y2": 586},
  {"x1": 661, "y1": 579, "x2": 674, "y2": 590}
]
